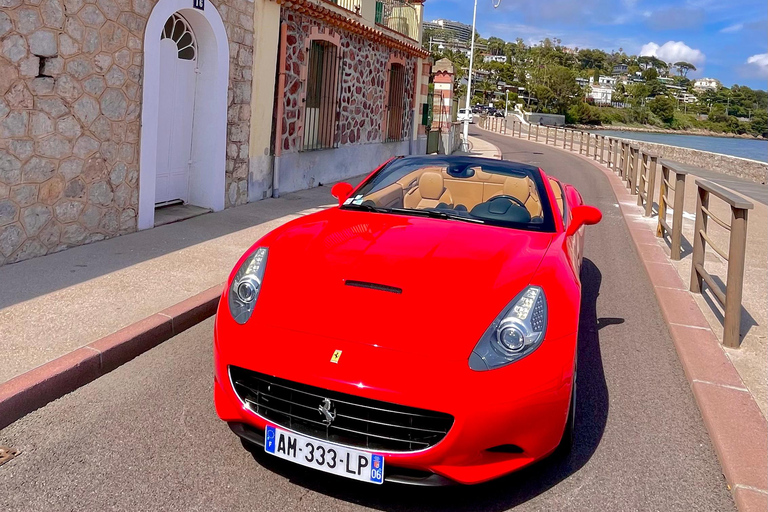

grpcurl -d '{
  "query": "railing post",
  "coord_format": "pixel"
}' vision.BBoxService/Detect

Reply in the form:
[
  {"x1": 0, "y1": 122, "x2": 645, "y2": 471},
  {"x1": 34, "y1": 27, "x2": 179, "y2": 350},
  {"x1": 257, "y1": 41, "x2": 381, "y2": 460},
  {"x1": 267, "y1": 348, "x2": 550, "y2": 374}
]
[
  {"x1": 518, "y1": 120, "x2": 522, "y2": 138},
  {"x1": 723, "y1": 207, "x2": 749, "y2": 348},
  {"x1": 579, "y1": 132, "x2": 585, "y2": 154},
  {"x1": 690, "y1": 186, "x2": 709, "y2": 293},
  {"x1": 606, "y1": 138, "x2": 613, "y2": 168},
  {"x1": 545, "y1": 125, "x2": 550, "y2": 144},
  {"x1": 569, "y1": 129, "x2": 574, "y2": 151},
  {"x1": 613, "y1": 139, "x2": 619, "y2": 172},
  {"x1": 600, "y1": 135, "x2": 606, "y2": 163},
  {"x1": 670, "y1": 170, "x2": 686, "y2": 260},
  {"x1": 644, "y1": 155, "x2": 657, "y2": 217},
  {"x1": 593, "y1": 135, "x2": 599, "y2": 161},
  {"x1": 535, "y1": 125, "x2": 540, "y2": 141},
  {"x1": 637, "y1": 153, "x2": 647, "y2": 206},
  {"x1": 586, "y1": 133, "x2": 592, "y2": 158},
  {"x1": 527, "y1": 123, "x2": 531, "y2": 140},
  {"x1": 562, "y1": 128, "x2": 567, "y2": 149}
]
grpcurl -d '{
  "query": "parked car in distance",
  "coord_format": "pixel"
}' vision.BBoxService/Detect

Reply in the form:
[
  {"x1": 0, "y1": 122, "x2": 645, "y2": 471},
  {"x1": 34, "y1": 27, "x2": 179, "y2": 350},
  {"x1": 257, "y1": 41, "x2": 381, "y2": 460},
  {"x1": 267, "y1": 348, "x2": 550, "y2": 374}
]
[
  {"x1": 458, "y1": 108, "x2": 474, "y2": 124},
  {"x1": 494, "y1": 110, "x2": 506, "y2": 117}
]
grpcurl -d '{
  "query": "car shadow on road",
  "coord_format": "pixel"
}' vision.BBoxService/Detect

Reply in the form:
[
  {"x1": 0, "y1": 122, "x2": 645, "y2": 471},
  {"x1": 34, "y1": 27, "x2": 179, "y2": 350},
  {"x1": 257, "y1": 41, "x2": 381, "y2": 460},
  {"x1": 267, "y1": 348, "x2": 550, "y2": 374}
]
[{"x1": 244, "y1": 258, "x2": 610, "y2": 511}]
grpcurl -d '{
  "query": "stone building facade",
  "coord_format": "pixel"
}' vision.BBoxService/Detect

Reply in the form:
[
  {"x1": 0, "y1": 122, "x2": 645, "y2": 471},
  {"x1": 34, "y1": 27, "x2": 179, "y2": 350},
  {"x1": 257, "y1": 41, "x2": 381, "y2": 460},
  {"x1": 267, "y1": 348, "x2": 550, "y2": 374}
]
[{"x1": 0, "y1": 0, "x2": 253, "y2": 265}]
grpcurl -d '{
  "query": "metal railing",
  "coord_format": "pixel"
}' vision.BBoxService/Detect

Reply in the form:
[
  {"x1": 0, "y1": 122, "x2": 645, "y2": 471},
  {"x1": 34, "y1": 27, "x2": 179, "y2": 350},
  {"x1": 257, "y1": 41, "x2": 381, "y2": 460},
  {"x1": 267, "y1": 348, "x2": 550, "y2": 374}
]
[
  {"x1": 656, "y1": 161, "x2": 688, "y2": 260},
  {"x1": 375, "y1": 0, "x2": 419, "y2": 40},
  {"x1": 690, "y1": 179, "x2": 753, "y2": 348}
]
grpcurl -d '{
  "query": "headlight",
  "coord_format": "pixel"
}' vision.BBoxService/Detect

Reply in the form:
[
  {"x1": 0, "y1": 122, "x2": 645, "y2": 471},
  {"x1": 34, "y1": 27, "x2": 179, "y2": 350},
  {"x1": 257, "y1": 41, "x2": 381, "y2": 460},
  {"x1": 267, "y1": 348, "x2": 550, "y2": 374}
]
[
  {"x1": 469, "y1": 286, "x2": 547, "y2": 371},
  {"x1": 228, "y1": 247, "x2": 268, "y2": 324}
]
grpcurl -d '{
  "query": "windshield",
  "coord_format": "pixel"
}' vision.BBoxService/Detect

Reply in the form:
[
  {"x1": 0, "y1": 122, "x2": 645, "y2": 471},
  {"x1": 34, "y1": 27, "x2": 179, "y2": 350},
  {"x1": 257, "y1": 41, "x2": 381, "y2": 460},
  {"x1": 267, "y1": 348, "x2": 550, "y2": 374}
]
[{"x1": 342, "y1": 156, "x2": 556, "y2": 232}]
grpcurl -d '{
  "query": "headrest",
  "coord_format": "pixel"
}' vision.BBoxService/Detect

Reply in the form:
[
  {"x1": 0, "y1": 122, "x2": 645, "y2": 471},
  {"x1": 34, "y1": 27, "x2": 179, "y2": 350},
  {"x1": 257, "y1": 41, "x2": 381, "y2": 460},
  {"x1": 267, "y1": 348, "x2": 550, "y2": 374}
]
[
  {"x1": 503, "y1": 177, "x2": 531, "y2": 201},
  {"x1": 419, "y1": 171, "x2": 444, "y2": 200}
]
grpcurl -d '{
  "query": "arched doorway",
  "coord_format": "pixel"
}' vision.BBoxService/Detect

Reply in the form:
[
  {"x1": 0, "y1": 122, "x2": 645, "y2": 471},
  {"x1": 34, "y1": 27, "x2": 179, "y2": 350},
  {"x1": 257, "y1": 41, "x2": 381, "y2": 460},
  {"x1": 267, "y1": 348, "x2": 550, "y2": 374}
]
[{"x1": 138, "y1": 0, "x2": 229, "y2": 230}]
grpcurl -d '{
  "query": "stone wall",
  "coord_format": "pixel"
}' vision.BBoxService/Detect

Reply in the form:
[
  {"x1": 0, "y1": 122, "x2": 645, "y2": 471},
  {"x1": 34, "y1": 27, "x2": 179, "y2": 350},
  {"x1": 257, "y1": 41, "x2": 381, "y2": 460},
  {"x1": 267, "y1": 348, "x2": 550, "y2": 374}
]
[
  {"x1": 279, "y1": 8, "x2": 416, "y2": 154},
  {"x1": 0, "y1": 0, "x2": 253, "y2": 266},
  {"x1": 614, "y1": 138, "x2": 768, "y2": 185}
]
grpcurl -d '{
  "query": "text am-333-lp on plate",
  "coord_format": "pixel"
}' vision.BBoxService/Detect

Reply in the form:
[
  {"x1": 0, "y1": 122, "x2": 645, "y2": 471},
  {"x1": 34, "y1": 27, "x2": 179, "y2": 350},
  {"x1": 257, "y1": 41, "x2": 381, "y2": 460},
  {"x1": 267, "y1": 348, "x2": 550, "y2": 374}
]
[{"x1": 264, "y1": 425, "x2": 385, "y2": 484}]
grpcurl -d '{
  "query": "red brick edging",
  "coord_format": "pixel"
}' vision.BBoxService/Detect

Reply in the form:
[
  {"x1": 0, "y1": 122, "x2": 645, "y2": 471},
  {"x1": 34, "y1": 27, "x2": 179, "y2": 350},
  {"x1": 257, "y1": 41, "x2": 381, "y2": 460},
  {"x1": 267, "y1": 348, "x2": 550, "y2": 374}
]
[
  {"x1": 476, "y1": 125, "x2": 768, "y2": 511},
  {"x1": 0, "y1": 283, "x2": 224, "y2": 430}
]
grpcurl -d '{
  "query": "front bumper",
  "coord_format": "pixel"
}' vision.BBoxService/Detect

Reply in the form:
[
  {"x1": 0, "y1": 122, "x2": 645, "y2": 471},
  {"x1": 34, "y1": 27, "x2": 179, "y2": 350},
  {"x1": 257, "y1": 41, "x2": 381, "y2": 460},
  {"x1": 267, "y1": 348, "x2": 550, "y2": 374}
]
[{"x1": 214, "y1": 321, "x2": 576, "y2": 485}]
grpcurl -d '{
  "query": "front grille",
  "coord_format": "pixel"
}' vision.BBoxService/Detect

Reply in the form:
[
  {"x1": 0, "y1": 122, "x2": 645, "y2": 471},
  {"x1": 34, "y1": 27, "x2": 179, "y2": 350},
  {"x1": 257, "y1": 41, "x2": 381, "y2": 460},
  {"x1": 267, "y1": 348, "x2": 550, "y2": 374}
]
[{"x1": 230, "y1": 366, "x2": 454, "y2": 453}]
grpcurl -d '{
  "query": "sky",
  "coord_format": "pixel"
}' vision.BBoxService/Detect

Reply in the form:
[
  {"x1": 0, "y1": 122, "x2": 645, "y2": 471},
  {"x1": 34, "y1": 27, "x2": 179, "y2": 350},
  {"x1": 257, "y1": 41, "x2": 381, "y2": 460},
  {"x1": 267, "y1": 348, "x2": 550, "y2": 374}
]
[{"x1": 424, "y1": 0, "x2": 768, "y2": 90}]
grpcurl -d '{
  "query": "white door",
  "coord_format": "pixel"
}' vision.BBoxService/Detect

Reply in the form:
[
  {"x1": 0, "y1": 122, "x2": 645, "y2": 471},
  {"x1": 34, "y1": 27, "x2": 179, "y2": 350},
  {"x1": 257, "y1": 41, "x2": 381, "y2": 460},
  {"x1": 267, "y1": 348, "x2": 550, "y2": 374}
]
[{"x1": 155, "y1": 13, "x2": 197, "y2": 205}]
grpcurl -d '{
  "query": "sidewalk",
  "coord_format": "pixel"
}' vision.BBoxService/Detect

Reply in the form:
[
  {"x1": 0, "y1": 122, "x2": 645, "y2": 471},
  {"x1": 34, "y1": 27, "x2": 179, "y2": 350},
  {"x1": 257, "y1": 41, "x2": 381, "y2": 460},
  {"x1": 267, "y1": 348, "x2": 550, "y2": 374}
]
[
  {"x1": 458, "y1": 134, "x2": 502, "y2": 159},
  {"x1": 0, "y1": 179, "x2": 363, "y2": 386}
]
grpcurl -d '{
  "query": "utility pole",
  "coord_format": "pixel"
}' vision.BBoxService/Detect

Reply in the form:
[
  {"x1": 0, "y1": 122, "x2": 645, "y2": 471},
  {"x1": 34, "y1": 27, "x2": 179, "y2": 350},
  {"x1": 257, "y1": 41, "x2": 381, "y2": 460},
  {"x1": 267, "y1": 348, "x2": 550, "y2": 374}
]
[
  {"x1": 505, "y1": 89, "x2": 509, "y2": 118},
  {"x1": 463, "y1": 0, "x2": 502, "y2": 146}
]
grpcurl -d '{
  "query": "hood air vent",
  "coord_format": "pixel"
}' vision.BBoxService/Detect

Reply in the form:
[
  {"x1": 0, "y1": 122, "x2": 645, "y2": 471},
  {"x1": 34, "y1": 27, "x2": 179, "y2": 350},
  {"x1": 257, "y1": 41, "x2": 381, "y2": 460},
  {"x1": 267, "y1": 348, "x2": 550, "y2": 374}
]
[{"x1": 344, "y1": 280, "x2": 402, "y2": 294}]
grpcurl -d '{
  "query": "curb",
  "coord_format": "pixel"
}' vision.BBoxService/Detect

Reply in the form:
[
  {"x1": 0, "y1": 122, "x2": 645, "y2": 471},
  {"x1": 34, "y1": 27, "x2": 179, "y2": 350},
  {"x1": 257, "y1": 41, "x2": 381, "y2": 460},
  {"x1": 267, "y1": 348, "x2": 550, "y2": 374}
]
[
  {"x1": 478, "y1": 125, "x2": 768, "y2": 512},
  {"x1": 0, "y1": 283, "x2": 224, "y2": 430}
]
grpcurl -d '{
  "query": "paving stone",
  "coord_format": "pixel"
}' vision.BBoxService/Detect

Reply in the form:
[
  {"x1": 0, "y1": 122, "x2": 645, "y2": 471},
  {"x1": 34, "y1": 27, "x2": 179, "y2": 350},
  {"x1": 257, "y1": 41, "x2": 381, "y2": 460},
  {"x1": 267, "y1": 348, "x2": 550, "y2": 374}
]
[
  {"x1": 53, "y1": 198, "x2": 84, "y2": 222},
  {"x1": 36, "y1": 97, "x2": 69, "y2": 118},
  {"x1": 22, "y1": 156, "x2": 56, "y2": 183},
  {"x1": 59, "y1": 157, "x2": 84, "y2": 180},
  {"x1": 66, "y1": 56, "x2": 93, "y2": 79},
  {"x1": 73, "y1": 135, "x2": 100, "y2": 158},
  {"x1": 0, "y1": 198, "x2": 18, "y2": 225},
  {"x1": 83, "y1": 75, "x2": 106, "y2": 96},
  {"x1": 28, "y1": 30, "x2": 58, "y2": 57},
  {"x1": 0, "y1": 58, "x2": 19, "y2": 96},
  {"x1": 54, "y1": 74, "x2": 83, "y2": 103},
  {"x1": 37, "y1": 134, "x2": 73, "y2": 159},
  {"x1": 0, "y1": 0, "x2": 23, "y2": 7},
  {"x1": 21, "y1": 204, "x2": 52, "y2": 235},
  {"x1": 38, "y1": 219, "x2": 60, "y2": 247},
  {"x1": 64, "y1": 16, "x2": 85, "y2": 42},
  {"x1": 58, "y1": 34, "x2": 80, "y2": 57},
  {"x1": 97, "y1": 0, "x2": 120, "y2": 20},
  {"x1": 0, "y1": 223, "x2": 23, "y2": 257},
  {"x1": 28, "y1": 77, "x2": 56, "y2": 96},
  {"x1": 90, "y1": 115, "x2": 111, "y2": 140},
  {"x1": 60, "y1": 222, "x2": 87, "y2": 244},
  {"x1": 41, "y1": 56, "x2": 64, "y2": 76},
  {"x1": 80, "y1": 203, "x2": 101, "y2": 229},
  {"x1": 0, "y1": 111, "x2": 29, "y2": 138},
  {"x1": 5, "y1": 81, "x2": 33, "y2": 109},
  {"x1": 105, "y1": 65, "x2": 125, "y2": 87},
  {"x1": 16, "y1": 8, "x2": 42, "y2": 35},
  {"x1": 0, "y1": 12, "x2": 12, "y2": 38},
  {"x1": 0, "y1": 150, "x2": 22, "y2": 185},
  {"x1": 56, "y1": 115, "x2": 82, "y2": 139},
  {"x1": 0, "y1": 98, "x2": 8, "y2": 118},
  {"x1": 10, "y1": 184, "x2": 38, "y2": 206},
  {"x1": 100, "y1": 88, "x2": 127, "y2": 121},
  {"x1": 30, "y1": 112, "x2": 54, "y2": 137},
  {"x1": 39, "y1": 175, "x2": 64, "y2": 203},
  {"x1": 8, "y1": 140, "x2": 34, "y2": 161},
  {"x1": 82, "y1": 28, "x2": 100, "y2": 54},
  {"x1": 63, "y1": 0, "x2": 83, "y2": 15},
  {"x1": 64, "y1": 177, "x2": 85, "y2": 198},
  {"x1": 73, "y1": 95, "x2": 100, "y2": 126},
  {"x1": 78, "y1": 4, "x2": 106, "y2": 27},
  {"x1": 41, "y1": 0, "x2": 65, "y2": 29}
]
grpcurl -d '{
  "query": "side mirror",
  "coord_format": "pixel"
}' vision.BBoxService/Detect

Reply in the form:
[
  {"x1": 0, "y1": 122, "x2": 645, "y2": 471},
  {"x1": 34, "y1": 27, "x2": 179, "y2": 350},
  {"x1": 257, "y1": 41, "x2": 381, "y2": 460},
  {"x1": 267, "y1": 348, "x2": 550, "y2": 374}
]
[
  {"x1": 566, "y1": 205, "x2": 602, "y2": 236},
  {"x1": 331, "y1": 182, "x2": 354, "y2": 206}
]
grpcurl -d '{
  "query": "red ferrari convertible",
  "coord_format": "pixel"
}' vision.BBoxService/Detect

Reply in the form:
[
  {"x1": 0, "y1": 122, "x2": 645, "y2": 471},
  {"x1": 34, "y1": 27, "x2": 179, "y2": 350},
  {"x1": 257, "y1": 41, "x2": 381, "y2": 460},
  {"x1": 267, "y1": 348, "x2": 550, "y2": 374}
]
[{"x1": 214, "y1": 155, "x2": 602, "y2": 486}]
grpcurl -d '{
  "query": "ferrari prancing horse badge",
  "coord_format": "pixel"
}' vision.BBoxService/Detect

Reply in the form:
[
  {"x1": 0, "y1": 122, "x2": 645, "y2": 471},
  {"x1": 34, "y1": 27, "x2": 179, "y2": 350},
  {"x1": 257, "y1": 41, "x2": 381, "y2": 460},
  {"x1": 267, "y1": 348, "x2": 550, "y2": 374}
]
[{"x1": 330, "y1": 350, "x2": 342, "y2": 363}]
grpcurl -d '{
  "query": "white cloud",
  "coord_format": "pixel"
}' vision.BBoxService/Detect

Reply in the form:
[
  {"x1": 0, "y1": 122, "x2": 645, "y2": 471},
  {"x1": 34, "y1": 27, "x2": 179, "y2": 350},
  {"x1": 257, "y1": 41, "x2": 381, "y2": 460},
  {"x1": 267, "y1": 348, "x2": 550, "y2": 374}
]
[
  {"x1": 746, "y1": 53, "x2": 768, "y2": 69},
  {"x1": 639, "y1": 41, "x2": 705, "y2": 66},
  {"x1": 719, "y1": 23, "x2": 743, "y2": 33}
]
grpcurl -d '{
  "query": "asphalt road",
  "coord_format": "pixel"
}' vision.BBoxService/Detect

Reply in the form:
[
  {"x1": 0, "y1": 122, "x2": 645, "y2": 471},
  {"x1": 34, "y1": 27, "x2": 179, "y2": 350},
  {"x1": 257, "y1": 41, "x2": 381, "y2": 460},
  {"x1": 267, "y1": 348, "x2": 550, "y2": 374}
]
[{"x1": 0, "y1": 131, "x2": 735, "y2": 511}]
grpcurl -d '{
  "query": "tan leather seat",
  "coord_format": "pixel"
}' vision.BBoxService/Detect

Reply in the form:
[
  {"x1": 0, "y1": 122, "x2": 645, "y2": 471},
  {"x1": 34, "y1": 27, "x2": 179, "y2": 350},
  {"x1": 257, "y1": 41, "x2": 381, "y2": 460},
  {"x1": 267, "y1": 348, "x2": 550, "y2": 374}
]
[
  {"x1": 549, "y1": 177, "x2": 564, "y2": 217},
  {"x1": 403, "y1": 171, "x2": 453, "y2": 209},
  {"x1": 490, "y1": 176, "x2": 543, "y2": 218}
]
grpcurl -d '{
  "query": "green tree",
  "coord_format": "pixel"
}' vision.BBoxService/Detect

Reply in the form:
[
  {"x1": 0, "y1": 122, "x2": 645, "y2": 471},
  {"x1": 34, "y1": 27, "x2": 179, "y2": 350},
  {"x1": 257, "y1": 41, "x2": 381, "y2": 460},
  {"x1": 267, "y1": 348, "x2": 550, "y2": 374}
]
[
  {"x1": 749, "y1": 111, "x2": 768, "y2": 137},
  {"x1": 674, "y1": 61, "x2": 696, "y2": 77},
  {"x1": 648, "y1": 96, "x2": 676, "y2": 123},
  {"x1": 709, "y1": 103, "x2": 728, "y2": 123},
  {"x1": 642, "y1": 68, "x2": 658, "y2": 81}
]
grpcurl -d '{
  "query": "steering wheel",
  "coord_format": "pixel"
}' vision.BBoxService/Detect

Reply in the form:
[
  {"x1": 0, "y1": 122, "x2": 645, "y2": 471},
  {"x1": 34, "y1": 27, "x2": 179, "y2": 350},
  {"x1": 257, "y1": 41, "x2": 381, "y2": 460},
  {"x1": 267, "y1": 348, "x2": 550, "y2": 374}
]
[{"x1": 491, "y1": 195, "x2": 527, "y2": 210}]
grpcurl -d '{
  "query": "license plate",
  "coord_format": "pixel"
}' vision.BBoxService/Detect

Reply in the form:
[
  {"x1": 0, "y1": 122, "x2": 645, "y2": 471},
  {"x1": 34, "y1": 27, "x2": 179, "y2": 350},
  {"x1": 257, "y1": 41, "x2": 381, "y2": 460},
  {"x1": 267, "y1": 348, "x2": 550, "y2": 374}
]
[{"x1": 264, "y1": 425, "x2": 384, "y2": 484}]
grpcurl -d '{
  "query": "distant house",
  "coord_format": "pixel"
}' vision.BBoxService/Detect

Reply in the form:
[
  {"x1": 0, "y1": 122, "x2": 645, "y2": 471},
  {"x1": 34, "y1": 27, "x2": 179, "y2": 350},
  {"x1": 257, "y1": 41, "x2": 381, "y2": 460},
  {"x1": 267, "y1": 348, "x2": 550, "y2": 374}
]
[
  {"x1": 589, "y1": 84, "x2": 613, "y2": 105},
  {"x1": 694, "y1": 78, "x2": 720, "y2": 92},
  {"x1": 612, "y1": 64, "x2": 628, "y2": 75},
  {"x1": 576, "y1": 77, "x2": 590, "y2": 87},
  {"x1": 483, "y1": 55, "x2": 508, "y2": 64},
  {"x1": 679, "y1": 93, "x2": 698, "y2": 104},
  {"x1": 599, "y1": 75, "x2": 617, "y2": 87}
]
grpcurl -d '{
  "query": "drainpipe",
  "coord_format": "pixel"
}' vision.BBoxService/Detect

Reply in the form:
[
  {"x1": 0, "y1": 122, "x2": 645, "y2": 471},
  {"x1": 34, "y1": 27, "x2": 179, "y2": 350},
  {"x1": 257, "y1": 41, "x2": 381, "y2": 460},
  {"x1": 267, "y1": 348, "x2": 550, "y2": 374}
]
[{"x1": 273, "y1": 22, "x2": 288, "y2": 199}]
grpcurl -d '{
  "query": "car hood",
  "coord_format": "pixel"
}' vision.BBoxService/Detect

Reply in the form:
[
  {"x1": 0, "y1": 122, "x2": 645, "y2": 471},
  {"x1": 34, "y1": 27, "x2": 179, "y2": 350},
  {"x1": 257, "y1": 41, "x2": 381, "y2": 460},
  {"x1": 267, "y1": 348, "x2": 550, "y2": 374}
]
[{"x1": 254, "y1": 209, "x2": 553, "y2": 361}]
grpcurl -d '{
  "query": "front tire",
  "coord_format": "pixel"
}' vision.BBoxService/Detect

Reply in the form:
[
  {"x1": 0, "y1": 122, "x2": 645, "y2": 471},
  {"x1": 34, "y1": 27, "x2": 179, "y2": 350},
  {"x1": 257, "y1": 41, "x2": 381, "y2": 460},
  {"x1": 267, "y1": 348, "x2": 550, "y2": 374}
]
[{"x1": 557, "y1": 373, "x2": 576, "y2": 455}]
